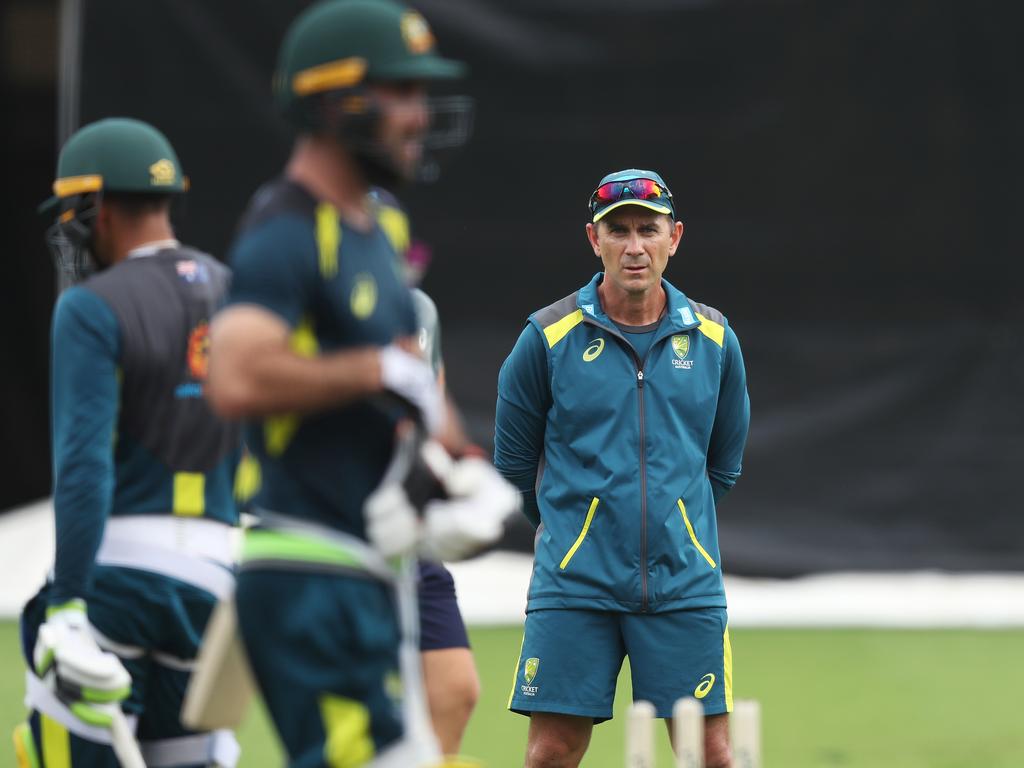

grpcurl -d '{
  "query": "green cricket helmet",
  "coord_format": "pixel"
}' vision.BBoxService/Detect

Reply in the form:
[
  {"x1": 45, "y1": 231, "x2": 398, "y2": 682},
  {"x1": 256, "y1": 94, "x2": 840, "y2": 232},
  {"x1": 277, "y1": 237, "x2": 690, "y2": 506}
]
[
  {"x1": 274, "y1": 0, "x2": 472, "y2": 185},
  {"x1": 40, "y1": 118, "x2": 186, "y2": 280}
]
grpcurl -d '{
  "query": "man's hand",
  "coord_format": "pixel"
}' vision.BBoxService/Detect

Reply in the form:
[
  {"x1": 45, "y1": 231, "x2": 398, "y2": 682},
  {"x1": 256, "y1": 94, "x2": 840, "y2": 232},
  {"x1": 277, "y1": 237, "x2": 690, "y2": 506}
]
[
  {"x1": 34, "y1": 600, "x2": 132, "y2": 727},
  {"x1": 379, "y1": 344, "x2": 445, "y2": 434},
  {"x1": 419, "y1": 457, "x2": 521, "y2": 562}
]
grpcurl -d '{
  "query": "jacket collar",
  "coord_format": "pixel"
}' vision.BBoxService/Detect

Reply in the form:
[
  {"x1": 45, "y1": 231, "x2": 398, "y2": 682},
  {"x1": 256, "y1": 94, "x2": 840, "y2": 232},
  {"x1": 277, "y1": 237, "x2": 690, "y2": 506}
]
[{"x1": 576, "y1": 272, "x2": 702, "y2": 333}]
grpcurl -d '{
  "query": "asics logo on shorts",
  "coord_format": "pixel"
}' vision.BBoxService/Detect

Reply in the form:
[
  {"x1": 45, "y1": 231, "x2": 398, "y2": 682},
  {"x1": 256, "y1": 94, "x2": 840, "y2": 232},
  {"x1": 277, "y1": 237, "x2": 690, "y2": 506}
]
[{"x1": 694, "y1": 673, "x2": 715, "y2": 699}]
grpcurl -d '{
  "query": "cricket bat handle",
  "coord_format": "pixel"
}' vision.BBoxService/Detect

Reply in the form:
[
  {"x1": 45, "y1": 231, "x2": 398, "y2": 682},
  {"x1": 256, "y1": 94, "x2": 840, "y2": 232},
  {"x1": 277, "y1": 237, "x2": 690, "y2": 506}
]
[{"x1": 108, "y1": 707, "x2": 147, "y2": 768}]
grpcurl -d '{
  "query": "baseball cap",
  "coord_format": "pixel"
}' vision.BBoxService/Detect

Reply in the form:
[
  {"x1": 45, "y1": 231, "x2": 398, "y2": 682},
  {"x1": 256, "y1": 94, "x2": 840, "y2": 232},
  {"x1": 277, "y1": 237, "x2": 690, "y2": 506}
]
[{"x1": 589, "y1": 169, "x2": 675, "y2": 223}]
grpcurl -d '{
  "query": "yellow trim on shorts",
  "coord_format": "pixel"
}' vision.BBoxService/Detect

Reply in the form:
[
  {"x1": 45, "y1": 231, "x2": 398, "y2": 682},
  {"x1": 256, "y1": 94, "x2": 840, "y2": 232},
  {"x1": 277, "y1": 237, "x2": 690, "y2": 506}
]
[
  {"x1": 677, "y1": 499, "x2": 716, "y2": 568},
  {"x1": 506, "y1": 633, "x2": 526, "y2": 709},
  {"x1": 319, "y1": 694, "x2": 375, "y2": 767},
  {"x1": 542, "y1": 310, "x2": 584, "y2": 348},
  {"x1": 724, "y1": 626, "x2": 734, "y2": 712},
  {"x1": 559, "y1": 497, "x2": 599, "y2": 570},
  {"x1": 41, "y1": 715, "x2": 70, "y2": 768}
]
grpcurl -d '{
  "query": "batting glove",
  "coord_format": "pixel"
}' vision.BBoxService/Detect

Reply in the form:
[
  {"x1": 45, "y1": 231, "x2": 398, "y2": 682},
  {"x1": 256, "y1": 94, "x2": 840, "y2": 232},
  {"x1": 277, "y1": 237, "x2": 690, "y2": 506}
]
[
  {"x1": 419, "y1": 458, "x2": 521, "y2": 563},
  {"x1": 34, "y1": 599, "x2": 132, "y2": 728},
  {"x1": 379, "y1": 344, "x2": 445, "y2": 434}
]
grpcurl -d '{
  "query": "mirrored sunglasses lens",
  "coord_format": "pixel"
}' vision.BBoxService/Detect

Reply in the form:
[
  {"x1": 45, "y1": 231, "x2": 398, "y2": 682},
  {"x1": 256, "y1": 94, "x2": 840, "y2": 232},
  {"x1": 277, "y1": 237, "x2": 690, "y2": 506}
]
[
  {"x1": 626, "y1": 179, "x2": 662, "y2": 199},
  {"x1": 594, "y1": 182, "x2": 625, "y2": 203}
]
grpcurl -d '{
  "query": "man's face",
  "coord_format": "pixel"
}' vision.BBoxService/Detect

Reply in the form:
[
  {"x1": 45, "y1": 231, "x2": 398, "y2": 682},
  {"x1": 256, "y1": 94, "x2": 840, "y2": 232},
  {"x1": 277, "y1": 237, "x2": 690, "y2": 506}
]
[
  {"x1": 586, "y1": 208, "x2": 683, "y2": 297},
  {"x1": 369, "y1": 81, "x2": 430, "y2": 180}
]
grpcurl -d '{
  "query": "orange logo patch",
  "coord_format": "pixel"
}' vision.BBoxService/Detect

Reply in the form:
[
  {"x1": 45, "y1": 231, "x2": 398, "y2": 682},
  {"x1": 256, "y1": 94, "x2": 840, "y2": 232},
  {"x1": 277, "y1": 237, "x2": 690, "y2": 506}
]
[{"x1": 187, "y1": 322, "x2": 210, "y2": 380}]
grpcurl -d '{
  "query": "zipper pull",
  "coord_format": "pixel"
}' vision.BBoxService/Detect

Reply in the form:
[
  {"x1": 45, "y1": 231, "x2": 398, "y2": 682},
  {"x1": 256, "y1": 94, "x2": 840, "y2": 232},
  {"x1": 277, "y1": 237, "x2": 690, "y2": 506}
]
[{"x1": 637, "y1": 369, "x2": 644, "y2": 385}]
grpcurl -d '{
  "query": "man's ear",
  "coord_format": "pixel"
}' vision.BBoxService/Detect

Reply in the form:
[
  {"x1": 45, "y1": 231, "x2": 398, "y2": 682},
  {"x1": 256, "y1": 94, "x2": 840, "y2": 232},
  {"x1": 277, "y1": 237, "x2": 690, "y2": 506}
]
[
  {"x1": 586, "y1": 222, "x2": 601, "y2": 257},
  {"x1": 667, "y1": 219, "x2": 684, "y2": 256}
]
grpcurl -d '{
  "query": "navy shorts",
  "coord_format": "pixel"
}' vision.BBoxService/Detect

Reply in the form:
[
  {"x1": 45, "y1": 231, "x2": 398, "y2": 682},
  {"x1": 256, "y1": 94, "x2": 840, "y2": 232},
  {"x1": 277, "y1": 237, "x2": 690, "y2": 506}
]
[{"x1": 417, "y1": 561, "x2": 469, "y2": 652}]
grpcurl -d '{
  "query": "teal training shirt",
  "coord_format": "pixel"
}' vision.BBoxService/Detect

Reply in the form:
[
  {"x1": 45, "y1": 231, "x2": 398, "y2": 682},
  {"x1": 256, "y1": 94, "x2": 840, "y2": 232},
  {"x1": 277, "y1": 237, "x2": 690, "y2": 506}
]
[
  {"x1": 613, "y1": 317, "x2": 665, "y2": 362},
  {"x1": 50, "y1": 248, "x2": 240, "y2": 605},
  {"x1": 226, "y1": 179, "x2": 417, "y2": 539},
  {"x1": 494, "y1": 272, "x2": 750, "y2": 613}
]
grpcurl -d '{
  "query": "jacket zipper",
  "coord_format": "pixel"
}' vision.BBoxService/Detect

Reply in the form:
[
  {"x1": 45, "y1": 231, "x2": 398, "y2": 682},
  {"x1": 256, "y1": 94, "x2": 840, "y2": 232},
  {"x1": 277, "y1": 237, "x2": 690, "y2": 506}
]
[
  {"x1": 636, "y1": 365, "x2": 647, "y2": 611},
  {"x1": 583, "y1": 317, "x2": 682, "y2": 613}
]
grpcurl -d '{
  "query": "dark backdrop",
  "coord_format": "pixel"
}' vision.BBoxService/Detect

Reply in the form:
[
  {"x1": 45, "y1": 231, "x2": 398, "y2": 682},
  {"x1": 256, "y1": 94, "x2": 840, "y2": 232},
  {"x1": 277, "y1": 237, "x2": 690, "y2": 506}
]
[{"x1": 5, "y1": 0, "x2": 1023, "y2": 574}]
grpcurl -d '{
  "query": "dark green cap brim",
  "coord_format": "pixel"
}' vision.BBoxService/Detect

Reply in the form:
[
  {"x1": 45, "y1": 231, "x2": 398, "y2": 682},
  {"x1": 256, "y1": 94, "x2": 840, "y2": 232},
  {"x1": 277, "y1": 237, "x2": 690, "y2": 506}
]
[
  {"x1": 373, "y1": 55, "x2": 466, "y2": 81},
  {"x1": 38, "y1": 196, "x2": 60, "y2": 215}
]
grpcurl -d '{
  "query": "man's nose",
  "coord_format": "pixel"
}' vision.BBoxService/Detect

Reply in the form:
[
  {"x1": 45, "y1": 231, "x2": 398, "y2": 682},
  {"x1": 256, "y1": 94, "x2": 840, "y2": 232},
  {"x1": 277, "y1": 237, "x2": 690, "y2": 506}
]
[
  {"x1": 625, "y1": 231, "x2": 644, "y2": 255},
  {"x1": 407, "y1": 95, "x2": 429, "y2": 130}
]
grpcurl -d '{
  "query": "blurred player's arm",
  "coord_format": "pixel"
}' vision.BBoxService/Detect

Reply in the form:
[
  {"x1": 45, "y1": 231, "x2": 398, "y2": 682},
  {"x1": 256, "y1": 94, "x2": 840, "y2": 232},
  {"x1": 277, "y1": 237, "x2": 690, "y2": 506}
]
[
  {"x1": 493, "y1": 324, "x2": 551, "y2": 529},
  {"x1": 42, "y1": 286, "x2": 133, "y2": 721},
  {"x1": 707, "y1": 324, "x2": 750, "y2": 502},
  {"x1": 209, "y1": 305, "x2": 389, "y2": 416},
  {"x1": 49, "y1": 287, "x2": 120, "y2": 605},
  {"x1": 207, "y1": 230, "x2": 440, "y2": 428}
]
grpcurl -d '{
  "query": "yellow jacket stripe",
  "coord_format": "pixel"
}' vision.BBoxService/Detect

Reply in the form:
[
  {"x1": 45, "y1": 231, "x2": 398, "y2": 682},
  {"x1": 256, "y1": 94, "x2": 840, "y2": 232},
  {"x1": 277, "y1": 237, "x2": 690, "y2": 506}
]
[
  {"x1": 560, "y1": 497, "x2": 599, "y2": 569},
  {"x1": 543, "y1": 309, "x2": 584, "y2": 348},
  {"x1": 678, "y1": 499, "x2": 717, "y2": 568},
  {"x1": 695, "y1": 312, "x2": 725, "y2": 347}
]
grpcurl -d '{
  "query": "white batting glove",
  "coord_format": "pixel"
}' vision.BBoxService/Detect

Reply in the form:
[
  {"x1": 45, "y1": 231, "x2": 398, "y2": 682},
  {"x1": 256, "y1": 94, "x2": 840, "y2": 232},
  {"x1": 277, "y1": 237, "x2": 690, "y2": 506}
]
[
  {"x1": 34, "y1": 600, "x2": 132, "y2": 728},
  {"x1": 419, "y1": 458, "x2": 521, "y2": 563},
  {"x1": 379, "y1": 344, "x2": 445, "y2": 434},
  {"x1": 364, "y1": 483, "x2": 421, "y2": 559}
]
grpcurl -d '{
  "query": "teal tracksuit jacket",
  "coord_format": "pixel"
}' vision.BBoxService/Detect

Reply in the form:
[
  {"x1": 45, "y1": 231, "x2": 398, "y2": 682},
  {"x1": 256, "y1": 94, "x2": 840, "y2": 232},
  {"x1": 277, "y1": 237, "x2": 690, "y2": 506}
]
[{"x1": 494, "y1": 273, "x2": 750, "y2": 613}]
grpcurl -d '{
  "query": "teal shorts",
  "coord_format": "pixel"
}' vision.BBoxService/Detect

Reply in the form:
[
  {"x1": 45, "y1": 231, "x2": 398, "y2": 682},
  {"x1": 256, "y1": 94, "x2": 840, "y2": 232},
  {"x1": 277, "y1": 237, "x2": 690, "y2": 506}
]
[
  {"x1": 235, "y1": 567, "x2": 403, "y2": 766},
  {"x1": 508, "y1": 607, "x2": 733, "y2": 722}
]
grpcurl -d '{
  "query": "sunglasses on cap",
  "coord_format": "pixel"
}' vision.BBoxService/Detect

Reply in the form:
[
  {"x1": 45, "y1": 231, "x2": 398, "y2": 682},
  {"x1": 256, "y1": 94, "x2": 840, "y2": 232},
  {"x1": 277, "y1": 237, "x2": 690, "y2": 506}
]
[{"x1": 589, "y1": 178, "x2": 673, "y2": 214}]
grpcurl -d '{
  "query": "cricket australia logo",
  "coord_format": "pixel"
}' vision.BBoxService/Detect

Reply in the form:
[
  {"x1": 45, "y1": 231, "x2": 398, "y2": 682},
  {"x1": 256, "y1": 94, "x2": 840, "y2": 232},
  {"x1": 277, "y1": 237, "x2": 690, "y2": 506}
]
[
  {"x1": 521, "y1": 657, "x2": 540, "y2": 696},
  {"x1": 671, "y1": 334, "x2": 694, "y2": 370}
]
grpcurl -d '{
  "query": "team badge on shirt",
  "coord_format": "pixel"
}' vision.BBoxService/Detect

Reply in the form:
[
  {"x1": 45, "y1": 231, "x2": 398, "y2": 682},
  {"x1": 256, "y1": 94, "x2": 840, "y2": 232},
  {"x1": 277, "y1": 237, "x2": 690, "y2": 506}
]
[
  {"x1": 671, "y1": 334, "x2": 694, "y2": 370},
  {"x1": 350, "y1": 273, "x2": 378, "y2": 319}
]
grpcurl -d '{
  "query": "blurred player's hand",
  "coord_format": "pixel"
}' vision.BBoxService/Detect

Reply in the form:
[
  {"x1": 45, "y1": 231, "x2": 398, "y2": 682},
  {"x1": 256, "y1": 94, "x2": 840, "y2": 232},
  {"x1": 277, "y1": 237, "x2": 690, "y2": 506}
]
[
  {"x1": 420, "y1": 456, "x2": 521, "y2": 563},
  {"x1": 364, "y1": 439, "x2": 519, "y2": 561},
  {"x1": 380, "y1": 343, "x2": 445, "y2": 434},
  {"x1": 34, "y1": 600, "x2": 132, "y2": 727}
]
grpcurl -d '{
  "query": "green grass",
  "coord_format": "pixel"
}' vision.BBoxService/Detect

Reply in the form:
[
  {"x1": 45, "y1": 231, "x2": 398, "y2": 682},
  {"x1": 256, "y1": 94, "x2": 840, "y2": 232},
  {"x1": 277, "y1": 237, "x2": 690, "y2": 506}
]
[{"x1": 4, "y1": 621, "x2": 1024, "y2": 766}]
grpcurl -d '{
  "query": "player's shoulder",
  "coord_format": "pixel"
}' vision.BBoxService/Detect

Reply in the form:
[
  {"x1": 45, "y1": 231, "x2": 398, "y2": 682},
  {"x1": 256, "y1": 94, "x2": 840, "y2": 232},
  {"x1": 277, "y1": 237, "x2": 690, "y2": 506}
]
[
  {"x1": 530, "y1": 290, "x2": 581, "y2": 329},
  {"x1": 52, "y1": 283, "x2": 118, "y2": 340},
  {"x1": 686, "y1": 298, "x2": 727, "y2": 326},
  {"x1": 237, "y1": 177, "x2": 318, "y2": 234},
  {"x1": 230, "y1": 179, "x2": 318, "y2": 274}
]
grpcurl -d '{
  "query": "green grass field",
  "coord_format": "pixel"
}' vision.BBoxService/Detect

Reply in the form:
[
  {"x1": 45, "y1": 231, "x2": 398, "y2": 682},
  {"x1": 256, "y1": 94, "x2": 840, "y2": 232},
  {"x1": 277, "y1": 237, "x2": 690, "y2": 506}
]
[{"x1": 3, "y1": 621, "x2": 1023, "y2": 767}]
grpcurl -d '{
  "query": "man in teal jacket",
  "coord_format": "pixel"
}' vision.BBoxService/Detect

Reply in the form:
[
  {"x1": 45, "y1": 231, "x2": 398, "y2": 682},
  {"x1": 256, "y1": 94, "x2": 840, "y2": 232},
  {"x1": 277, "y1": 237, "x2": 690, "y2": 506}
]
[{"x1": 495, "y1": 169, "x2": 750, "y2": 768}]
